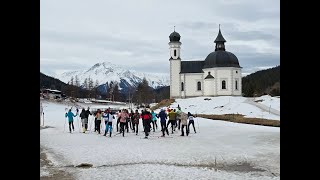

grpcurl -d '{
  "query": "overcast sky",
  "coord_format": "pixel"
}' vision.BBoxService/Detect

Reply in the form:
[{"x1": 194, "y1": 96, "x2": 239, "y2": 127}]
[{"x1": 40, "y1": 0, "x2": 279, "y2": 77}]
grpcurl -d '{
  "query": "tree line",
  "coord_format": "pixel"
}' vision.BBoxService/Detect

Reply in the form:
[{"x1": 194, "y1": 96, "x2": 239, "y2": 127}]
[
  {"x1": 40, "y1": 72, "x2": 168, "y2": 104},
  {"x1": 242, "y1": 65, "x2": 280, "y2": 97}
]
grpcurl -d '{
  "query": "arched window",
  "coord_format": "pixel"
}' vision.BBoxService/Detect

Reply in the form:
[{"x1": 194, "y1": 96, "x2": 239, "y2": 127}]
[
  {"x1": 222, "y1": 80, "x2": 226, "y2": 89},
  {"x1": 235, "y1": 80, "x2": 238, "y2": 90},
  {"x1": 197, "y1": 81, "x2": 201, "y2": 91},
  {"x1": 181, "y1": 82, "x2": 184, "y2": 91},
  {"x1": 174, "y1": 49, "x2": 177, "y2": 57}
]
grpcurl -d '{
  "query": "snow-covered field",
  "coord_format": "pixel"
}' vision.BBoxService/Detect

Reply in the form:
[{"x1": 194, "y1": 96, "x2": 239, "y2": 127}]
[
  {"x1": 167, "y1": 95, "x2": 280, "y2": 120},
  {"x1": 40, "y1": 96, "x2": 280, "y2": 180},
  {"x1": 254, "y1": 95, "x2": 280, "y2": 112}
]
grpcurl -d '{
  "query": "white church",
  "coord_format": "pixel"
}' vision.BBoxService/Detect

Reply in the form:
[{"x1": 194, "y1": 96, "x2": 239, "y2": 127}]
[{"x1": 169, "y1": 27, "x2": 242, "y2": 99}]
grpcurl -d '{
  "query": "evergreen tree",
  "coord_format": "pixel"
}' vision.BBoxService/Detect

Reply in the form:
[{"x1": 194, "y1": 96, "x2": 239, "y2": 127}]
[
  {"x1": 94, "y1": 80, "x2": 99, "y2": 99},
  {"x1": 113, "y1": 82, "x2": 120, "y2": 101},
  {"x1": 134, "y1": 77, "x2": 153, "y2": 104},
  {"x1": 88, "y1": 77, "x2": 94, "y2": 99}
]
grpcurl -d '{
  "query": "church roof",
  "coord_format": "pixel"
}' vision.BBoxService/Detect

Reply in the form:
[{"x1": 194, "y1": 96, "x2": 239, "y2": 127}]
[
  {"x1": 180, "y1": 61, "x2": 204, "y2": 73},
  {"x1": 169, "y1": 31, "x2": 181, "y2": 42},
  {"x1": 203, "y1": 51, "x2": 240, "y2": 68},
  {"x1": 204, "y1": 73, "x2": 214, "y2": 79},
  {"x1": 214, "y1": 28, "x2": 226, "y2": 43}
]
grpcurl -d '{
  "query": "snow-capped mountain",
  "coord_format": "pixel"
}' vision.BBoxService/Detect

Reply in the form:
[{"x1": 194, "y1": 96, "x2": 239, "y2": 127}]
[{"x1": 55, "y1": 62, "x2": 169, "y2": 90}]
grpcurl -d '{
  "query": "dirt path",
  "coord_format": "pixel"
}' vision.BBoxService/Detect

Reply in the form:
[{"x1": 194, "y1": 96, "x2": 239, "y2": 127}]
[{"x1": 40, "y1": 146, "x2": 75, "y2": 180}]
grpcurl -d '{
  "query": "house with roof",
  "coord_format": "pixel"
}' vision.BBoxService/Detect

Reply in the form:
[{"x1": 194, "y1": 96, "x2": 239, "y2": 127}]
[{"x1": 169, "y1": 26, "x2": 242, "y2": 98}]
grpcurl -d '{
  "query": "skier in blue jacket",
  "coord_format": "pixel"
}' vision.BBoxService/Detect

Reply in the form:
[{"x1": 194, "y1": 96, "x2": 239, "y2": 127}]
[
  {"x1": 158, "y1": 108, "x2": 169, "y2": 137},
  {"x1": 151, "y1": 110, "x2": 158, "y2": 132},
  {"x1": 65, "y1": 109, "x2": 77, "y2": 133}
]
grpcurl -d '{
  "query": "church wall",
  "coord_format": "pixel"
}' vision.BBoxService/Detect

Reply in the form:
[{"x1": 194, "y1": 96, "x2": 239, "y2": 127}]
[
  {"x1": 216, "y1": 69, "x2": 233, "y2": 95},
  {"x1": 232, "y1": 68, "x2": 242, "y2": 96},
  {"x1": 203, "y1": 79, "x2": 215, "y2": 96},
  {"x1": 180, "y1": 73, "x2": 203, "y2": 97},
  {"x1": 170, "y1": 60, "x2": 181, "y2": 98}
]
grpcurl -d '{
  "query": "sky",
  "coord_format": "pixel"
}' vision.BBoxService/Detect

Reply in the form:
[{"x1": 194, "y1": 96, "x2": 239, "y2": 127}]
[{"x1": 40, "y1": 0, "x2": 280, "y2": 77}]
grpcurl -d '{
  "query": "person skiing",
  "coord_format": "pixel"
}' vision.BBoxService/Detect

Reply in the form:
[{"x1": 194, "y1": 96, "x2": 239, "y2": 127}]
[
  {"x1": 125, "y1": 109, "x2": 130, "y2": 133},
  {"x1": 180, "y1": 112, "x2": 189, "y2": 136},
  {"x1": 151, "y1": 110, "x2": 158, "y2": 132},
  {"x1": 129, "y1": 109, "x2": 135, "y2": 131},
  {"x1": 132, "y1": 109, "x2": 140, "y2": 135},
  {"x1": 103, "y1": 109, "x2": 115, "y2": 137},
  {"x1": 84, "y1": 107, "x2": 92, "y2": 131},
  {"x1": 142, "y1": 109, "x2": 152, "y2": 138},
  {"x1": 95, "y1": 109, "x2": 102, "y2": 134},
  {"x1": 119, "y1": 109, "x2": 129, "y2": 137},
  {"x1": 65, "y1": 109, "x2": 77, "y2": 133},
  {"x1": 116, "y1": 110, "x2": 121, "y2": 132},
  {"x1": 140, "y1": 109, "x2": 145, "y2": 131},
  {"x1": 158, "y1": 108, "x2": 169, "y2": 137},
  {"x1": 167, "y1": 109, "x2": 177, "y2": 134},
  {"x1": 80, "y1": 108, "x2": 87, "y2": 133},
  {"x1": 176, "y1": 107, "x2": 182, "y2": 130},
  {"x1": 93, "y1": 110, "x2": 98, "y2": 132},
  {"x1": 187, "y1": 112, "x2": 196, "y2": 133}
]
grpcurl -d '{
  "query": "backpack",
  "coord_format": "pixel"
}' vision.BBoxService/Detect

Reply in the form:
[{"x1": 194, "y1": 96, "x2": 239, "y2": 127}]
[{"x1": 143, "y1": 113, "x2": 151, "y2": 120}]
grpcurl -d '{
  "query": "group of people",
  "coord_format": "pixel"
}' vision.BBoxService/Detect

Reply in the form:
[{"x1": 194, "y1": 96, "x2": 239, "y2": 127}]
[{"x1": 64, "y1": 106, "x2": 197, "y2": 139}]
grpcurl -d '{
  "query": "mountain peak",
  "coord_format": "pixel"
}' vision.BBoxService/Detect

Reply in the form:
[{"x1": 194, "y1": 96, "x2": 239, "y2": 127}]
[{"x1": 56, "y1": 62, "x2": 169, "y2": 89}]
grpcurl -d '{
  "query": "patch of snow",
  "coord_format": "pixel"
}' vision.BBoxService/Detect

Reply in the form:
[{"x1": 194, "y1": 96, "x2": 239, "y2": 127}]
[{"x1": 40, "y1": 99, "x2": 279, "y2": 179}]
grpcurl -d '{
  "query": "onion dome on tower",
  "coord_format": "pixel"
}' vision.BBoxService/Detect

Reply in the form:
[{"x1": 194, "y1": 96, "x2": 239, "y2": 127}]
[{"x1": 169, "y1": 26, "x2": 181, "y2": 42}]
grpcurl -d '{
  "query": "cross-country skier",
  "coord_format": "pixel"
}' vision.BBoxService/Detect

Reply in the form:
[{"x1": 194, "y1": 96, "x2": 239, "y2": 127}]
[
  {"x1": 119, "y1": 109, "x2": 129, "y2": 137},
  {"x1": 80, "y1": 108, "x2": 86, "y2": 133},
  {"x1": 125, "y1": 109, "x2": 130, "y2": 133},
  {"x1": 167, "y1": 109, "x2": 177, "y2": 134},
  {"x1": 103, "y1": 109, "x2": 115, "y2": 137},
  {"x1": 65, "y1": 109, "x2": 77, "y2": 133},
  {"x1": 140, "y1": 109, "x2": 145, "y2": 131},
  {"x1": 151, "y1": 110, "x2": 158, "y2": 132},
  {"x1": 95, "y1": 109, "x2": 102, "y2": 134},
  {"x1": 180, "y1": 112, "x2": 189, "y2": 136},
  {"x1": 129, "y1": 109, "x2": 135, "y2": 131},
  {"x1": 158, "y1": 108, "x2": 169, "y2": 137},
  {"x1": 84, "y1": 107, "x2": 92, "y2": 131},
  {"x1": 142, "y1": 109, "x2": 152, "y2": 138},
  {"x1": 116, "y1": 110, "x2": 121, "y2": 132},
  {"x1": 176, "y1": 107, "x2": 182, "y2": 130},
  {"x1": 187, "y1": 112, "x2": 196, "y2": 133},
  {"x1": 132, "y1": 109, "x2": 140, "y2": 135}
]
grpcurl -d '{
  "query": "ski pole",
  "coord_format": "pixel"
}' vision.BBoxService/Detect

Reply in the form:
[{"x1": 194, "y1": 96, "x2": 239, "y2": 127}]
[
  {"x1": 196, "y1": 111, "x2": 200, "y2": 133},
  {"x1": 43, "y1": 112, "x2": 45, "y2": 127},
  {"x1": 64, "y1": 108, "x2": 68, "y2": 132},
  {"x1": 89, "y1": 116, "x2": 92, "y2": 133}
]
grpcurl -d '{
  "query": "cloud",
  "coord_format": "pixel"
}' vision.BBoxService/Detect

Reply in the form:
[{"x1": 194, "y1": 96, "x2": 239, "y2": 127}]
[{"x1": 40, "y1": 0, "x2": 279, "y2": 77}]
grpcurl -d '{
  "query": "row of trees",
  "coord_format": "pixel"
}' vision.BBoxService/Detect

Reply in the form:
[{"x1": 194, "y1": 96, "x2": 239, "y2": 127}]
[
  {"x1": 242, "y1": 65, "x2": 280, "y2": 97},
  {"x1": 65, "y1": 76, "x2": 123, "y2": 101},
  {"x1": 41, "y1": 72, "x2": 169, "y2": 104},
  {"x1": 131, "y1": 78, "x2": 170, "y2": 105}
]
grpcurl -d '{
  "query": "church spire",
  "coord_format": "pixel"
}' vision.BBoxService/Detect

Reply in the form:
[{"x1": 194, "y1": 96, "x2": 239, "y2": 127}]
[{"x1": 214, "y1": 24, "x2": 226, "y2": 51}]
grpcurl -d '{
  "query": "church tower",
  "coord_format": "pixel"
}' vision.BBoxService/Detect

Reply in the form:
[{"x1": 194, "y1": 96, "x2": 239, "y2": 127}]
[{"x1": 169, "y1": 27, "x2": 181, "y2": 98}]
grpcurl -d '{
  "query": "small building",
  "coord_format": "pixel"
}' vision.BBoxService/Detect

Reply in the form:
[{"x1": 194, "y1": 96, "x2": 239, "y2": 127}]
[
  {"x1": 42, "y1": 89, "x2": 62, "y2": 99},
  {"x1": 169, "y1": 26, "x2": 242, "y2": 98}
]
